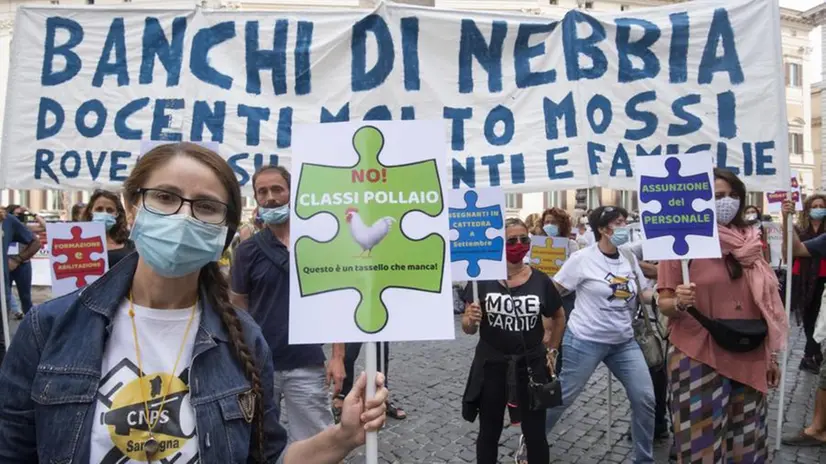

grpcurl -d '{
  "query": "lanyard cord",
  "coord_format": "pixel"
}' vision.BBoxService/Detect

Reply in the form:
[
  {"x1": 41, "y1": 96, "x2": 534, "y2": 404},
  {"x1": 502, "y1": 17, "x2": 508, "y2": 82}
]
[{"x1": 128, "y1": 292, "x2": 198, "y2": 440}]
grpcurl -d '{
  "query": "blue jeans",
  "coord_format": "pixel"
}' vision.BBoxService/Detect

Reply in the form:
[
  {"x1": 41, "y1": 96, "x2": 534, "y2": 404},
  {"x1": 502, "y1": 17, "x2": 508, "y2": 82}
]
[
  {"x1": 546, "y1": 329, "x2": 655, "y2": 463},
  {"x1": 8, "y1": 261, "x2": 32, "y2": 314},
  {"x1": 6, "y1": 288, "x2": 19, "y2": 314}
]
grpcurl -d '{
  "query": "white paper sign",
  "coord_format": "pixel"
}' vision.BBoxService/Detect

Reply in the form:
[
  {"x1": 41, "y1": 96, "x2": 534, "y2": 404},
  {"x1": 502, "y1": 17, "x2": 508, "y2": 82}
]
[
  {"x1": 46, "y1": 222, "x2": 108, "y2": 297},
  {"x1": 449, "y1": 187, "x2": 506, "y2": 282},
  {"x1": 765, "y1": 173, "x2": 802, "y2": 214},
  {"x1": 764, "y1": 221, "x2": 782, "y2": 268},
  {"x1": 289, "y1": 120, "x2": 453, "y2": 344},
  {"x1": 1, "y1": 0, "x2": 789, "y2": 194},
  {"x1": 638, "y1": 154, "x2": 722, "y2": 261}
]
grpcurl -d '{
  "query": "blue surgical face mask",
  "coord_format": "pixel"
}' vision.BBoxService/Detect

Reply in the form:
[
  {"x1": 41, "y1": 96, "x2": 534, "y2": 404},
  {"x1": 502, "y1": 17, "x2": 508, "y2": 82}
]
[
  {"x1": 92, "y1": 212, "x2": 117, "y2": 231},
  {"x1": 811, "y1": 208, "x2": 826, "y2": 220},
  {"x1": 259, "y1": 204, "x2": 289, "y2": 225},
  {"x1": 609, "y1": 226, "x2": 630, "y2": 247},
  {"x1": 543, "y1": 224, "x2": 559, "y2": 237},
  {"x1": 130, "y1": 208, "x2": 228, "y2": 278}
]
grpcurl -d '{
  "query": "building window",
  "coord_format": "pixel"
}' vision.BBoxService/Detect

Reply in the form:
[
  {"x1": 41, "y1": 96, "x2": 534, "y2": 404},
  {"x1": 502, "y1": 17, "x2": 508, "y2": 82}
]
[
  {"x1": 544, "y1": 191, "x2": 567, "y2": 210},
  {"x1": 786, "y1": 62, "x2": 802, "y2": 87},
  {"x1": 620, "y1": 4, "x2": 629, "y2": 11},
  {"x1": 18, "y1": 190, "x2": 30, "y2": 208},
  {"x1": 505, "y1": 194, "x2": 523, "y2": 210},
  {"x1": 584, "y1": 2, "x2": 594, "y2": 8},
  {"x1": 549, "y1": 0, "x2": 558, "y2": 4},
  {"x1": 86, "y1": 0, "x2": 94, "y2": 4},
  {"x1": 789, "y1": 132, "x2": 804, "y2": 154}
]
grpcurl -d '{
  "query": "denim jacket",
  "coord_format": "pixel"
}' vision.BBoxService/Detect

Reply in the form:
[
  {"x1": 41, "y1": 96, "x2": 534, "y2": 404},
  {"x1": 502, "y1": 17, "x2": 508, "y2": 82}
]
[{"x1": 0, "y1": 253, "x2": 288, "y2": 463}]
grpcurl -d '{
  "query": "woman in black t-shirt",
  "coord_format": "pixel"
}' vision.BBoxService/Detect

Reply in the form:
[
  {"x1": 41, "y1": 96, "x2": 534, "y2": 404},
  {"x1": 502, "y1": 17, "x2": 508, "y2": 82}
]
[{"x1": 461, "y1": 218, "x2": 566, "y2": 464}]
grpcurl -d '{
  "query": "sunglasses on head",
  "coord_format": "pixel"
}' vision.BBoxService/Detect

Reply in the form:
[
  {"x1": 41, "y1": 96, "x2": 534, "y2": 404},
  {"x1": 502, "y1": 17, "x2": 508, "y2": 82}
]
[{"x1": 506, "y1": 236, "x2": 531, "y2": 246}]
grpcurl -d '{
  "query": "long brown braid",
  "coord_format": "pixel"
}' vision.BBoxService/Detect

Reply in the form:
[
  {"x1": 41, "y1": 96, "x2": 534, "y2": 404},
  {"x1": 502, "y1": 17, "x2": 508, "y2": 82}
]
[
  {"x1": 200, "y1": 262, "x2": 265, "y2": 462},
  {"x1": 123, "y1": 142, "x2": 266, "y2": 462}
]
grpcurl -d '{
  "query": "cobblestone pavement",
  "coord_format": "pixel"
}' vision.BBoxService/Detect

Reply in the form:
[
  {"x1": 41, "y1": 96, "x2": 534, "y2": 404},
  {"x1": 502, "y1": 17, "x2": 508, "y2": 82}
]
[
  {"x1": 339, "y1": 316, "x2": 825, "y2": 463},
  {"x1": 15, "y1": 288, "x2": 826, "y2": 463}
]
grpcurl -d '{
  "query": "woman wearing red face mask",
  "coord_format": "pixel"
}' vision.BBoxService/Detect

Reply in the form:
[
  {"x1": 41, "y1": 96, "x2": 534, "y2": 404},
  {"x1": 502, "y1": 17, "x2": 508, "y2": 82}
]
[{"x1": 460, "y1": 218, "x2": 566, "y2": 464}]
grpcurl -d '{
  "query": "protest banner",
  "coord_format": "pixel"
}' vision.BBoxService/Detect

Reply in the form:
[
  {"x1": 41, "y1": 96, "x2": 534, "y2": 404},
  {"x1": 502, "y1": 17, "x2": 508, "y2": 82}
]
[
  {"x1": 449, "y1": 187, "x2": 506, "y2": 282},
  {"x1": 46, "y1": 222, "x2": 108, "y2": 297},
  {"x1": 528, "y1": 236, "x2": 568, "y2": 277},
  {"x1": 766, "y1": 174, "x2": 803, "y2": 214},
  {"x1": 638, "y1": 154, "x2": 722, "y2": 261},
  {"x1": 1, "y1": 0, "x2": 788, "y2": 195},
  {"x1": 288, "y1": 120, "x2": 452, "y2": 344}
]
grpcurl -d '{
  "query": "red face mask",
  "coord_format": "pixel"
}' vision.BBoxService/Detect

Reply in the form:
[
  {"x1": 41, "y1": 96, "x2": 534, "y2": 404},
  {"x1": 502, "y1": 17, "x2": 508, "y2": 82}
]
[{"x1": 506, "y1": 243, "x2": 531, "y2": 264}]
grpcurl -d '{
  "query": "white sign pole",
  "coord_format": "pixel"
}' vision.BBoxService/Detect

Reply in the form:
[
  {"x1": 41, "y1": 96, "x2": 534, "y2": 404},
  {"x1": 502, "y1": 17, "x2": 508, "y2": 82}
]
[
  {"x1": 606, "y1": 374, "x2": 613, "y2": 452},
  {"x1": 365, "y1": 341, "x2": 378, "y2": 464},
  {"x1": 776, "y1": 209, "x2": 794, "y2": 450},
  {"x1": 472, "y1": 281, "x2": 479, "y2": 304},
  {"x1": 0, "y1": 228, "x2": 9, "y2": 349}
]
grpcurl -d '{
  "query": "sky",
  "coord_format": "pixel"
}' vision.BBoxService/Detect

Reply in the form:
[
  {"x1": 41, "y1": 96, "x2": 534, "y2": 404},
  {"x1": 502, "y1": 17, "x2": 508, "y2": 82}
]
[{"x1": 783, "y1": 0, "x2": 824, "y2": 81}]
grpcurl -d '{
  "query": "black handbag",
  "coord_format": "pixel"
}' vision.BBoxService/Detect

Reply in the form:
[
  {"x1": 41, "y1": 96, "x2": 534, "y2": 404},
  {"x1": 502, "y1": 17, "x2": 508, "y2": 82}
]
[
  {"x1": 685, "y1": 306, "x2": 768, "y2": 353},
  {"x1": 525, "y1": 362, "x2": 562, "y2": 411},
  {"x1": 502, "y1": 279, "x2": 563, "y2": 411}
]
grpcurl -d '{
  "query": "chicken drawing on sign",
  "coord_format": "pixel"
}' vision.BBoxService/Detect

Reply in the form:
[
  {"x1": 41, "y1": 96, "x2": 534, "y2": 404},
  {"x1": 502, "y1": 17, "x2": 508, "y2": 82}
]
[
  {"x1": 528, "y1": 236, "x2": 568, "y2": 277},
  {"x1": 344, "y1": 207, "x2": 395, "y2": 257},
  {"x1": 293, "y1": 124, "x2": 447, "y2": 335}
]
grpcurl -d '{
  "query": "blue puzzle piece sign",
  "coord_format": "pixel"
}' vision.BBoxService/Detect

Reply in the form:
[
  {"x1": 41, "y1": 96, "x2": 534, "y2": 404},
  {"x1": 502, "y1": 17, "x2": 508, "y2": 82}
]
[
  {"x1": 449, "y1": 189, "x2": 505, "y2": 280},
  {"x1": 639, "y1": 157, "x2": 715, "y2": 256}
]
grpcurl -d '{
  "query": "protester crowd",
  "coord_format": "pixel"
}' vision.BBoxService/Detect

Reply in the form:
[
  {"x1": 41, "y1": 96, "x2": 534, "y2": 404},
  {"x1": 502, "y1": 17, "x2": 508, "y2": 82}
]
[{"x1": 0, "y1": 143, "x2": 821, "y2": 463}]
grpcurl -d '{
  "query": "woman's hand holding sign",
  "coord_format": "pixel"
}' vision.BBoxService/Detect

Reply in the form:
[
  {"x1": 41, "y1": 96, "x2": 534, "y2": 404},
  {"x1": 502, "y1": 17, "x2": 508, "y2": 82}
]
[
  {"x1": 462, "y1": 302, "x2": 482, "y2": 335},
  {"x1": 675, "y1": 283, "x2": 696, "y2": 310}
]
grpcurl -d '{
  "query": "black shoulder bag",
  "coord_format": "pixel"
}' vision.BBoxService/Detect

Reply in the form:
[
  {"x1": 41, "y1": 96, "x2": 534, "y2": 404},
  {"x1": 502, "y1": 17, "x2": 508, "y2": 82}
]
[
  {"x1": 503, "y1": 278, "x2": 563, "y2": 411},
  {"x1": 684, "y1": 260, "x2": 768, "y2": 353}
]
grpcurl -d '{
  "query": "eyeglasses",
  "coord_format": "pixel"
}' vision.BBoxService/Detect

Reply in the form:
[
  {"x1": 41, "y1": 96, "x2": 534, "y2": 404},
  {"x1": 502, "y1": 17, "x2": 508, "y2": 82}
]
[
  {"x1": 137, "y1": 188, "x2": 229, "y2": 225},
  {"x1": 506, "y1": 236, "x2": 531, "y2": 246}
]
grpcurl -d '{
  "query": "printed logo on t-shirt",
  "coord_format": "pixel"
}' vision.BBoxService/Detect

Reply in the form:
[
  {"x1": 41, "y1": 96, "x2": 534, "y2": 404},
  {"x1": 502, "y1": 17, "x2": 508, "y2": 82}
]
[
  {"x1": 602, "y1": 273, "x2": 636, "y2": 311},
  {"x1": 484, "y1": 293, "x2": 541, "y2": 331},
  {"x1": 95, "y1": 359, "x2": 198, "y2": 463}
]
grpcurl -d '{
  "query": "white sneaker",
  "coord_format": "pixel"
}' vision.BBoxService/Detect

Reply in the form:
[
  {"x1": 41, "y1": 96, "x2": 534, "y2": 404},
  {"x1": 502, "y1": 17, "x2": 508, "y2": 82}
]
[{"x1": 514, "y1": 434, "x2": 527, "y2": 464}]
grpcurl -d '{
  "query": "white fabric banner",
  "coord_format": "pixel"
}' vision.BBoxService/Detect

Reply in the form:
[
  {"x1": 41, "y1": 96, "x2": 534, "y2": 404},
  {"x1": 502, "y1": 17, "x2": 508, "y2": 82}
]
[{"x1": 1, "y1": 0, "x2": 788, "y2": 195}]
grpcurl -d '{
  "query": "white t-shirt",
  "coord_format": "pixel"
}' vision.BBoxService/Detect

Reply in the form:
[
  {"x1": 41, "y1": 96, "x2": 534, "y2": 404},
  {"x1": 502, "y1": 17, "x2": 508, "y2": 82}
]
[
  {"x1": 90, "y1": 300, "x2": 201, "y2": 463},
  {"x1": 576, "y1": 229, "x2": 595, "y2": 248},
  {"x1": 554, "y1": 244, "x2": 650, "y2": 344}
]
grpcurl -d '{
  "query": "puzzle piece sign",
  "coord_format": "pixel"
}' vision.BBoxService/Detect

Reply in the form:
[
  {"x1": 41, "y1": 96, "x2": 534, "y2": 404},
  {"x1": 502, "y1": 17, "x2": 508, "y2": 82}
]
[
  {"x1": 290, "y1": 120, "x2": 454, "y2": 344},
  {"x1": 528, "y1": 236, "x2": 569, "y2": 277},
  {"x1": 638, "y1": 155, "x2": 722, "y2": 261},
  {"x1": 448, "y1": 188, "x2": 506, "y2": 281},
  {"x1": 47, "y1": 222, "x2": 108, "y2": 297}
]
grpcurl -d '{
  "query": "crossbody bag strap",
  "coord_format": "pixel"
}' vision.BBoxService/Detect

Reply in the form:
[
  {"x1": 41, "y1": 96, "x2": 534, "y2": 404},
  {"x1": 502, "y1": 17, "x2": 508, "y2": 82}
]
[
  {"x1": 253, "y1": 231, "x2": 289, "y2": 274},
  {"x1": 618, "y1": 248, "x2": 656, "y2": 333}
]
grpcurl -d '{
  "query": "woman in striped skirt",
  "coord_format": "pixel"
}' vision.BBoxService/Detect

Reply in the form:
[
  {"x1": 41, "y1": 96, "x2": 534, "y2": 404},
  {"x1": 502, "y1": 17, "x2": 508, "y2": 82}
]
[{"x1": 655, "y1": 169, "x2": 788, "y2": 463}]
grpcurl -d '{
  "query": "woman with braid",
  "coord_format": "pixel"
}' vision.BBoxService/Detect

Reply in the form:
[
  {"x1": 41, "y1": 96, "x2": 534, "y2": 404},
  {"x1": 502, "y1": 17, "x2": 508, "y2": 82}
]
[{"x1": 0, "y1": 143, "x2": 388, "y2": 463}]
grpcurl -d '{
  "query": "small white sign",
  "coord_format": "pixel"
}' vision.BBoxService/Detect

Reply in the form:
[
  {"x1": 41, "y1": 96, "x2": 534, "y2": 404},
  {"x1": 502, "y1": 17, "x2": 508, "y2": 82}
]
[
  {"x1": 764, "y1": 221, "x2": 783, "y2": 268},
  {"x1": 765, "y1": 173, "x2": 802, "y2": 214}
]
